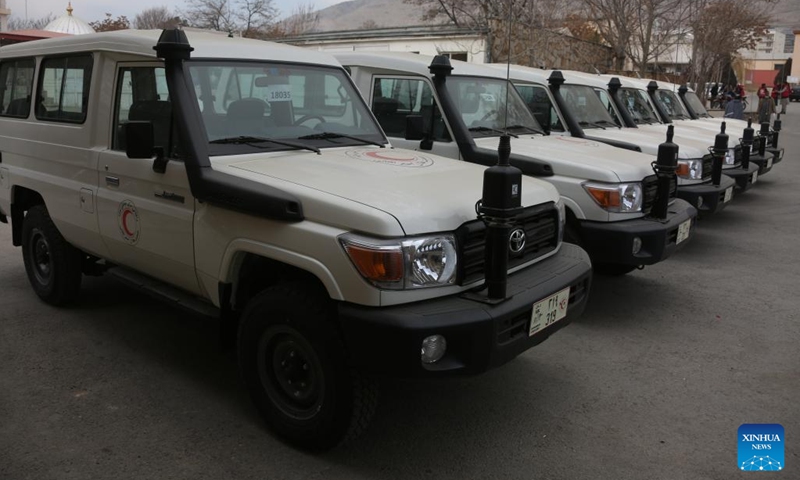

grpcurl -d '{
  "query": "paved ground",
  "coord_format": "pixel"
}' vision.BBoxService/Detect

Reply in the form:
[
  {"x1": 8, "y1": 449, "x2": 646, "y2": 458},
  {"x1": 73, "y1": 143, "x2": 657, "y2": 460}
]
[{"x1": 1, "y1": 110, "x2": 798, "y2": 480}]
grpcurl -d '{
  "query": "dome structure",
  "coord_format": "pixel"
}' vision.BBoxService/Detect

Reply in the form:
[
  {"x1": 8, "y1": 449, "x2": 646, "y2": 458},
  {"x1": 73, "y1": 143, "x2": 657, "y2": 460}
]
[{"x1": 44, "y1": 3, "x2": 95, "y2": 35}]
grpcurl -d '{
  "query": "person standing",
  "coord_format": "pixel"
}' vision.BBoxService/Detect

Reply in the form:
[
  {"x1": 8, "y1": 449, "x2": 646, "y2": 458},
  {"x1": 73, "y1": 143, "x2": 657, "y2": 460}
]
[
  {"x1": 757, "y1": 93, "x2": 775, "y2": 124},
  {"x1": 771, "y1": 83, "x2": 780, "y2": 107},
  {"x1": 778, "y1": 83, "x2": 790, "y2": 113},
  {"x1": 725, "y1": 93, "x2": 745, "y2": 120},
  {"x1": 757, "y1": 83, "x2": 769, "y2": 99}
]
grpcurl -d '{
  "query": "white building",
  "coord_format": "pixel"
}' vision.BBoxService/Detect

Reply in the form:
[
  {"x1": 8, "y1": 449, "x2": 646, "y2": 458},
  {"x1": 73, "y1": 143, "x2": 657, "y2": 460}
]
[
  {"x1": 281, "y1": 26, "x2": 489, "y2": 64},
  {"x1": 44, "y1": 3, "x2": 95, "y2": 36},
  {"x1": 0, "y1": 0, "x2": 10, "y2": 32}
]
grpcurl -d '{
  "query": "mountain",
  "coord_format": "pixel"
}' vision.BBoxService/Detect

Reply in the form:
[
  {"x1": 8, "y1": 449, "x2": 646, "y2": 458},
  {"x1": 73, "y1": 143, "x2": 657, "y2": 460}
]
[{"x1": 300, "y1": 0, "x2": 436, "y2": 31}]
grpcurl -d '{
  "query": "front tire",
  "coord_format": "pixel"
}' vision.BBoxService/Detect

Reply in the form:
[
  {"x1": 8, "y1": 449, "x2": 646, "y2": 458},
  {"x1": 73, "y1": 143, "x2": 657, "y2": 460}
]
[
  {"x1": 21, "y1": 205, "x2": 82, "y2": 305},
  {"x1": 237, "y1": 283, "x2": 377, "y2": 451}
]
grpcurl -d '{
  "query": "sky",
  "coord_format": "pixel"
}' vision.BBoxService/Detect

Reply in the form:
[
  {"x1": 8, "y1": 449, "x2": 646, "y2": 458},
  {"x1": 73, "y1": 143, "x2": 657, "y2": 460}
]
[{"x1": 6, "y1": 0, "x2": 348, "y2": 24}]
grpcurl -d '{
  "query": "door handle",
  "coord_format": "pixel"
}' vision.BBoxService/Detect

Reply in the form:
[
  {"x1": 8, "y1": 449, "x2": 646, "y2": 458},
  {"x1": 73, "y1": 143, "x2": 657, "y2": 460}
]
[{"x1": 105, "y1": 176, "x2": 120, "y2": 187}]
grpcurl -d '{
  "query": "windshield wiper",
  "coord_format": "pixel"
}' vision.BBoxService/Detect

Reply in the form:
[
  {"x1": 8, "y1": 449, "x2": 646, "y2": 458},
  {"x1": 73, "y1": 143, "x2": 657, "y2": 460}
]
[
  {"x1": 297, "y1": 131, "x2": 386, "y2": 148},
  {"x1": 596, "y1": 120, "x2": 619, "y2": 127},
  {"x1": 505, "y1": 124, "x2": 545, "y2": 135},
  {"x1": 673, "y1": 114, "x2": 690, "y2": 120},
  {"x1": 578, "y1": 120, "x2": 606, "y2": 130},
  {"x1": 210, "y1": 136, "x2": 320, "y2": 154},
  {"x1": 468, "y1": 126, "x2": 518, "y2": 138}
]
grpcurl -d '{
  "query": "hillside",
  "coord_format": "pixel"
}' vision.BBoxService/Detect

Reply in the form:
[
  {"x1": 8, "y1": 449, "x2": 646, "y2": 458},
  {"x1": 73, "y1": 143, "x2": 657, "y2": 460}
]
[{"x1": 309, "y1": 0, "x2": 435, "y2": 31}]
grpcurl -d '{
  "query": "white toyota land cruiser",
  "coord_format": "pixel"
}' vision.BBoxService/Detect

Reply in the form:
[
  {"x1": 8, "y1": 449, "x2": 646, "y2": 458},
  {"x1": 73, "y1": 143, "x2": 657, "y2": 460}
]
[
  {"x1": 337, "y1": 53, "x2": 696, "y2": 277},
  {"x1": 0, "y1": 30, "x2": 592, "y2": 450}
]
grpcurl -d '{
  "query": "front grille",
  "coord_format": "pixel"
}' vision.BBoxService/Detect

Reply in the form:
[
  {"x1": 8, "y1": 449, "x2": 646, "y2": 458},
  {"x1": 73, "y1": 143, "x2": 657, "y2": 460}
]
[
  {"x1": 642, "y1": 174, "x2": 677, "y2": 216},
  {"x1": 642, "y1": 175, "x2": 658, "y2": 215},
  {"x1": 456, "y1": 202, "x2": 558, "y2": 285},
  {"x1": 702, "y1": 154, "x2": 714, "y2": 181}
]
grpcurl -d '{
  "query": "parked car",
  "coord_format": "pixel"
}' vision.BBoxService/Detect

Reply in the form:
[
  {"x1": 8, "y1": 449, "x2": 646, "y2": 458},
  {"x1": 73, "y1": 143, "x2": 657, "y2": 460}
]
[
  {"x1": 338, "y1": 52, "x2": 697, "y2": 276},
  {"x1": 502, "y1": 66, "x2": 735, "y2": 215},
  {"x1": 790, "y1": 86, "x2": 800, "y2": 101},
  {"x1": 0, "y1": 29, "x2": 593, "y2": 450}
]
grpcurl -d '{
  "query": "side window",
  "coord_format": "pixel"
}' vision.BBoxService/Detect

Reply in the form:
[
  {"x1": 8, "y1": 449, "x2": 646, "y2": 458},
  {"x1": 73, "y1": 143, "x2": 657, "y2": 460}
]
[
  {"x1": 594, "y1": 89, "x2": 621, "y2": 125},
  {"x1": 371, "y1": 77, "x2": 450, "y2": 141},
  {"x1": 36, "y1": 55, "x2": 93, "y2": 123},
  {"x1": 0, "y1": 58, "x2": 36, "y2": 118},
  {"x1": 516, "y1": 84, "x2": 564, "y2": 132},
  {"x1": 113, "y1": 66, "x2": 176, "y2": 157}
]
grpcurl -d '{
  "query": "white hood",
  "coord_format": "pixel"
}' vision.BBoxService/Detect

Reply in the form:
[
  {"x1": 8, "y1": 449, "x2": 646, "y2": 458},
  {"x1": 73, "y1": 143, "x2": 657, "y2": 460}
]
[
  {"x1": 474, "y1": 135, "x2": 657, "y2": 182},
  {"x1": 581, "y1": 127, "x2": 709, "y2": 159},
  {"x1": 215, "y1": 147, "x2": 559, "y2": 236}
]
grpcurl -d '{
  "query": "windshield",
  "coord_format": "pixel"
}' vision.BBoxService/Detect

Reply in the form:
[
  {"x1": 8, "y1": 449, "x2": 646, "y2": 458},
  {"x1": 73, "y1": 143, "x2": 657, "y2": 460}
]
[
  {"x1": 447, "y1": 76, "x2": 543, "y2": 137},
  {"x1": 653, "y1": 89, "x2": 690, "y2": 120},
  {"x1": 560, "y1": 84, "x2": 618, "y2": 128},
  {"x1": 683, "y1": 91, "x2": 711, "y2": 117},
  {"x1": 619, "y1": 88, "x2": 662, "y2": 124},
  {"x1": 187, "y1": 61, "x2": 385, "y2": 155}
]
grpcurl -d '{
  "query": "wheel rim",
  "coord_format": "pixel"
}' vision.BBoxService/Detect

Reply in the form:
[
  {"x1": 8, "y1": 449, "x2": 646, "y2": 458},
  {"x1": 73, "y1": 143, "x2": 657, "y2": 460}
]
[
  {"x1": 257, "y1": 325, "x2": 325, "y2": 421},
  {"x1": 27, "y1": 228, "x2": 53, "y2": 286}
]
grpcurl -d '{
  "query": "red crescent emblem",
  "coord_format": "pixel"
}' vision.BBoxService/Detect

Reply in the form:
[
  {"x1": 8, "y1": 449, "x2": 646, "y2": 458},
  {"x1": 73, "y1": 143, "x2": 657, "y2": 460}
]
[
  {"x1": 364, "y1": 151, "x2": 417, "y2": 161},
  {"x1": 121, "y1": 210, "x2": 134, "y2": 237}
]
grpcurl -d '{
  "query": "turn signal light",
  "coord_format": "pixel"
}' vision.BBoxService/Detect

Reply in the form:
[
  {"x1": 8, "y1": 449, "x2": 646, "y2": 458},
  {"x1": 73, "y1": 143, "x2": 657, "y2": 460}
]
[{"x1": 344, "y1": 244, "x2": 404, "y2": 283}]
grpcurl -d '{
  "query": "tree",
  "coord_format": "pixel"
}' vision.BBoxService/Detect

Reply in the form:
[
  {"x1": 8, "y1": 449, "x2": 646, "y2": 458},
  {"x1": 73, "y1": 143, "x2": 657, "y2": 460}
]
[
  {"x1": 134, "y1": 7, "x2": 181, "y2": 29},
  {"x1": 183, "y1": 0, "x2": 236, "y2": 32},
  {"x1": 266, "y1": 3, "x2": 319, "y2": 38},
  {"x1": 237, "y1": 0, "x2": 277, "y2": 38},
  {"x1": 182, "y1": 0, "x2": 277, "y2": 36},
  {"x1": 623, "y1": 0, "x2": 692, "y2": 75},
  {"x1": 688, "y1": 0, "x2": 773, "y2": 102},
  {"x1": 7, "y1": 13, "x2": 56, "y2": 30},
  {"x1": 89, "y1": 14, "x2": 131, "y2": 32}
]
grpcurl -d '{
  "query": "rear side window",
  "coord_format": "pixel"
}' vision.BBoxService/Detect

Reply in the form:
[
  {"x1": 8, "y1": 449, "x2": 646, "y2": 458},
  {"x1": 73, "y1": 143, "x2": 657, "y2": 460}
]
[
  {"x1": 0, "y1": 58, "x2": 36, "y2": 118},
  {"x1": 515, "y1": 84, "x2": 564, "y2": 132},
  {"x1": 36, "y1": 55, "x2": 93, "y2": 123}
]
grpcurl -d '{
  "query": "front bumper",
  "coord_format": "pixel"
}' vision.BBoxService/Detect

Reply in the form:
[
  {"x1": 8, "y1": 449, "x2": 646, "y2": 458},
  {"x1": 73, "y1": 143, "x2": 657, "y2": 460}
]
[
  {"x1": 676, "y1": 175, "x2": 736, "y2": 214},
  {"x1": 766, "y1": 147, "x2": 784, "y2": 165},
  {"x1": 749, "y1": 153, "x2": 776, "y2": 176},
  {"x1": 337, "y1": 243, "x2": 592, "y2": 377},
  {"x1": 577, "y1": 199, "x2": 697, "y2": 267},
  {"x1": 723, "y1": 163, "x2": 760, "y2": 191}
]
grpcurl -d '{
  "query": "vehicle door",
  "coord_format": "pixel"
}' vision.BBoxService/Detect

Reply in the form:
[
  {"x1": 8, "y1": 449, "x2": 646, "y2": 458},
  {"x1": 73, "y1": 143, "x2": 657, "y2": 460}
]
[
  {"x1": 370, "y1": 75, "x2": 461, "y2": 159},
  {"x1": 96, "y1": 63, "x2": 200, "y2": 294}
]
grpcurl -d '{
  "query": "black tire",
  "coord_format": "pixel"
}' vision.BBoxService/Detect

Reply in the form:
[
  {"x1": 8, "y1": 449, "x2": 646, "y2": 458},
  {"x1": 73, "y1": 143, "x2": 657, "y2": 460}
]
[
  {"x1": 21, "y1": 205, "x2": 82, "y2": 305},
  {"x1": 237, "y1": 283, "x2": 377, "y2": 451},
  {"x1": 593, "y1": 263, "x2": 637, "y2": 276}
]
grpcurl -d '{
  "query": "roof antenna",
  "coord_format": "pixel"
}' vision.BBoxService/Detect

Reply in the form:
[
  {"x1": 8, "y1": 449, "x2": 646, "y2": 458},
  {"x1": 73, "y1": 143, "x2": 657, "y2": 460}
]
[{"x1": 503, "y1": 0, "x2": 513, "y2": 133}]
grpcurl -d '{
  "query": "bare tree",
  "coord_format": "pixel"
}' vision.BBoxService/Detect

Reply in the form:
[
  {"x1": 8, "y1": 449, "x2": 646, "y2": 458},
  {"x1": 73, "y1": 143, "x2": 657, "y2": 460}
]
[
  {"x1": 267, "y1": 3, "x2": 319, "y2": 38},
  {"x1": 183, "y1": 0, "x2": 236, "y2": 32},
  {"x1": 237, "y1": 0, "x2": 277, "y2": 38},
  {"x1": 89, "y1": 14, "x2": 131, "y2": 32},
  {"x1": 624, "y1": 0, "x2": 692, "y2": 75},
  {"x1": 134, "y1": 7, "x2": 181, "y2": 29},
  {"x1": 688, "y1": 0, "x2": 774, "y2": 101},
  {"x1": 7, "y1": 13, "x2": 56, "y2": 30}
]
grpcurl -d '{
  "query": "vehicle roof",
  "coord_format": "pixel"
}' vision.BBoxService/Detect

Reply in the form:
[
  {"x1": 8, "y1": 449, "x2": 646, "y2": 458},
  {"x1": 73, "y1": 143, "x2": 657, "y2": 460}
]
[
  {"x1": 486, "y1": 63, "x2": 551, "y2": 85},
  {"x1": 0, "y1": 29, "x2": 340, "y2": 67},
  {"x1": 334, "y1": 52, "x2": 509, "y2": 79}
]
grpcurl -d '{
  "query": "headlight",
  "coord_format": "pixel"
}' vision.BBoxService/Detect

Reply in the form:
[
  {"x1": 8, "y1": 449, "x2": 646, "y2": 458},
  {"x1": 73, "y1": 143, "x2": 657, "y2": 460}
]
[
  {"x1": 556, "y1": 198, "x2": 566, "y2": 243},
  {"x1": 723, "y1": 148, "x2": 735, "y2": 165},
  {"x1": 340, "y1": 233, "x2": 457, "y2": 289},
  {"x1": 583, "y1": 182, "x2": 642, "y2": 213},
  {"x1": 676, "y1": 159, "x2": 703, "y2": 180}
]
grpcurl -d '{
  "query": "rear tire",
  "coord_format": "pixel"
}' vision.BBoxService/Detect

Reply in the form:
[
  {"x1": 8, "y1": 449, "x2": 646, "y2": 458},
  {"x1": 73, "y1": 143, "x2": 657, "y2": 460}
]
[
  {"x1": 237, "y1": 283, "x2": 377, "y2": 451},
  {"x1": 21, "y1": 205, "x2": 82, "y2": 305}
]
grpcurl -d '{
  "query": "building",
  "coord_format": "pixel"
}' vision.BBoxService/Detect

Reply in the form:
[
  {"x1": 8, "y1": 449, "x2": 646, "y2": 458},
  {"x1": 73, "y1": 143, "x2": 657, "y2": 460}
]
[
  {"x1": 0, "y1": 3, "x2": 93, "y2": 47},
  {"x1": 0, "y1": 0, "x2": 10, "y2": 32},
  {"x1": 43, "y1": 3, "x2": 95, "y2": 35},
  {"x1": 738, "y1": 28, "x2": 794, "y2": 87}
]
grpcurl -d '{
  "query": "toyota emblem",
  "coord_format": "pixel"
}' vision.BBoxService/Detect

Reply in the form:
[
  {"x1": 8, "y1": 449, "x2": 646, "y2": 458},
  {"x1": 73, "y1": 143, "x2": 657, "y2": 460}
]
[{"x1": 509, "y1": 228, "x2": 526, "y2": 254}]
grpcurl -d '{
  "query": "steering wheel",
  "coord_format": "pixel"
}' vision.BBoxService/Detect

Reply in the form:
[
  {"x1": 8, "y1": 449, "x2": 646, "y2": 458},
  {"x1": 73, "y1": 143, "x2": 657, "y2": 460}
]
[
  {"x1": 294, "y1": 115, "x2": 326, "y2": 126},
  {"x1": 480, "y1": 110, "x2": 499, "y2": 121}
]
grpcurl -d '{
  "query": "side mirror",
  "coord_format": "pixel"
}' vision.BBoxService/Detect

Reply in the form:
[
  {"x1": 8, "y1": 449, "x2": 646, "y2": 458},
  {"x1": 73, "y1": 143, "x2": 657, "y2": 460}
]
[
  {"x1": 125, "y1": 121, "x2": 155, "y2": 159},
  {"x1": 405, "y1": 114, "x2": 424, "y2": 141},
  {"x1": 124, "y1": 121, "x2": 167, "y2": 173}
]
